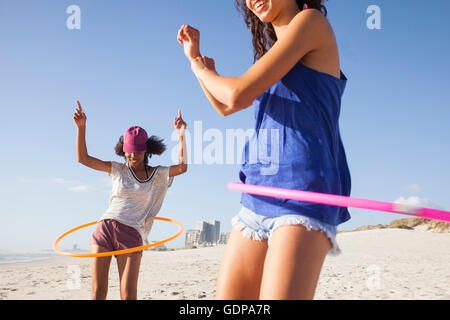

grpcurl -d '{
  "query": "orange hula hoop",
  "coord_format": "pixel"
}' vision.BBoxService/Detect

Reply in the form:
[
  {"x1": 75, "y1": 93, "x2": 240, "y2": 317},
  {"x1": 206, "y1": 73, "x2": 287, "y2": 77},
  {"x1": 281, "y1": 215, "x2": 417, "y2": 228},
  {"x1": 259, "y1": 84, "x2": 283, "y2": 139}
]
[{"x1": 53, "y1": 217, "x2": 184, "y2": 258}]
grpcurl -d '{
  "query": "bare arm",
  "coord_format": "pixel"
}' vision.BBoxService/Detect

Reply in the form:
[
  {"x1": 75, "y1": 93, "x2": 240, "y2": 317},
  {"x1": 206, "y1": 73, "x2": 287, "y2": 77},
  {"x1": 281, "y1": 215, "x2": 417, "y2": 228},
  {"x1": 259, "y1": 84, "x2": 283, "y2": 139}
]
[
  {"x1": 192, "y1": 70, "x2": 243, "y2": 116},
  {"x1": 73, "y1": 101, "x2": 111, "y2": 174},
  {"x1": 169, "y1": 109, "x2": 188, "y2": 177},
  {"x1": 196, "y1": 63, "x2": 239, "y2": 117},
  {"x1": 179, "y1": 9, "x2": 329, "y2": 114}
]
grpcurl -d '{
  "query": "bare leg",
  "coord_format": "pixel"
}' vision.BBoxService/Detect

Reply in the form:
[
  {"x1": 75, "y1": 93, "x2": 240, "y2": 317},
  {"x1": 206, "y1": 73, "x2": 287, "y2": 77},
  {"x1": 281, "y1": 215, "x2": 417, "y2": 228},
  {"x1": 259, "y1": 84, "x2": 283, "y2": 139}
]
[
  {"x1": 116, "y1": 252, "x2": 142, "y2": 300},
  {"x1": 91, "y1": 244, "x2": 112, "y2": 300},
  {"x1": 259, "y1": 224, "x2": 331, "y2": 300},
  {"x1": 215, "y1": 227, "x2": 268, "y2": 299}
]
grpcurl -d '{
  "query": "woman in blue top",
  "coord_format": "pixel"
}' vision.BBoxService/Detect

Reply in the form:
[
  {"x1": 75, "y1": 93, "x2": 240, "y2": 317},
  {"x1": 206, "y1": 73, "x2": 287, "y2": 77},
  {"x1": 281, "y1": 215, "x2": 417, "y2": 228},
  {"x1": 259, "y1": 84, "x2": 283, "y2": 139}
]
[{"x1": 178, "y1": 0, "x2": 351, "y2": 299}]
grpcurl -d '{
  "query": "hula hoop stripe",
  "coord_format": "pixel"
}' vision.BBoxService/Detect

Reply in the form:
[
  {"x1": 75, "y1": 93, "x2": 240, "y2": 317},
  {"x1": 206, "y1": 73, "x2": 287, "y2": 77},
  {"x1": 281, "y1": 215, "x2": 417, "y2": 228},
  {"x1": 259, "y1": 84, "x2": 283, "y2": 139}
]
[
  {"x1": 53, "y1": 217, "x2": 184, "y2": 258},
  {"x1": 228, "y1": 182, "x2": 450, "y2": 223}
]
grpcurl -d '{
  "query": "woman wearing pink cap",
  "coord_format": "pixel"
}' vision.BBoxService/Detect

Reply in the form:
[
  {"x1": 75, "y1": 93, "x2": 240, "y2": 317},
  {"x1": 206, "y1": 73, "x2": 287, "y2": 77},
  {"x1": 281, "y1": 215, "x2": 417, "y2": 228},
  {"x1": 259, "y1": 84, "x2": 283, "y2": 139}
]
[{"x1": 73, "y1": 101, "x2": 187, "y2": 300}]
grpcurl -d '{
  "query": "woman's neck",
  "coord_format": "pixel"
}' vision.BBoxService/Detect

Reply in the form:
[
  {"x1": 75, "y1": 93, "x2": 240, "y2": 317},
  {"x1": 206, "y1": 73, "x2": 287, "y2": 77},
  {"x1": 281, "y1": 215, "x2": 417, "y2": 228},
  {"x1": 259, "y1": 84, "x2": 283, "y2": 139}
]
[
  {"x1": 271, "y1": 3, "x2": 301, "y2": 39},
  {"x1": 128, "y1": 161, "x2": 146, "y2": 171}
]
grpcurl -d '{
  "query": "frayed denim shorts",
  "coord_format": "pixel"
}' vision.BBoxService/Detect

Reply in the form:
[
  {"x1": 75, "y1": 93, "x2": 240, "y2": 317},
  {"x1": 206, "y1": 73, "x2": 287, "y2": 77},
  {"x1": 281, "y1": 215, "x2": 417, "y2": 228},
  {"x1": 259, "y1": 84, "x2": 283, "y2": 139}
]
[{"x1": 231, "y1": 206, "x2": 341, "y2": 256}]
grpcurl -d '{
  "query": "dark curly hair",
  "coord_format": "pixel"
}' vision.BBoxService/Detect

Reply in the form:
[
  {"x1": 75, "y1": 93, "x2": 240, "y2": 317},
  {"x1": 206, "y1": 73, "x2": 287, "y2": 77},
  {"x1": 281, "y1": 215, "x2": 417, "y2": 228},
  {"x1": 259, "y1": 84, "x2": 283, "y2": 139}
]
[
  {"x1": 234, "y1": 0, "x2": 328, "y2": 62},
  {"x1": 114, "y1": 135, "x2": 166, "y2": 165}
]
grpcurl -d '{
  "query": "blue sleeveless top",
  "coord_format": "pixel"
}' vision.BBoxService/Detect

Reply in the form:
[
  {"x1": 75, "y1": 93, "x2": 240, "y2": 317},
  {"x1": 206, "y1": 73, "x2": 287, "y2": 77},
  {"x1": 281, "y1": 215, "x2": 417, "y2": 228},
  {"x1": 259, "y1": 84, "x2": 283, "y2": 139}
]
[{"x1": 239, "y1": 62, "x2": 351, "y2": 226}]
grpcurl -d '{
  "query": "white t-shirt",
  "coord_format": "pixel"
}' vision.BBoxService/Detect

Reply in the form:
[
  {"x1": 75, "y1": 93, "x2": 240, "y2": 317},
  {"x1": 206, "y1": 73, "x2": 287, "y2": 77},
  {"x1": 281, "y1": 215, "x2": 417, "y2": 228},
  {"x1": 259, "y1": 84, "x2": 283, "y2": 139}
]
[{"x1": 99, "y1": 161, "x2": 174, "y2": 241}]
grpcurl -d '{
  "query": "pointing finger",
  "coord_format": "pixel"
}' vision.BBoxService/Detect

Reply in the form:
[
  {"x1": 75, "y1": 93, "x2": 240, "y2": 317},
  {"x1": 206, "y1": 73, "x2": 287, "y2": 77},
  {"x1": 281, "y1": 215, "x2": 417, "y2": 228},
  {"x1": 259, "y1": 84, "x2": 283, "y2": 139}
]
[
  {"x1": 77, "y1": 102, "x2": 84, "y2": 114},
  {"x1": 177, "y1": 26, "x2": 185, "y2": 44},
  {"x1": 181, "y1": 25, "x2": 188, "y2": 41}
]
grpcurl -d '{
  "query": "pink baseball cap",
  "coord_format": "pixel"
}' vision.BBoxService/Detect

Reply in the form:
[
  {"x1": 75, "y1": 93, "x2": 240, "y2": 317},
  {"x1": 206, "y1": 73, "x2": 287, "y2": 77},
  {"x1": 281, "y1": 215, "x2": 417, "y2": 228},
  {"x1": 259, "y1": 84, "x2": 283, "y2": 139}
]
[{"x1": 123, "y1": 126, "x2": 148, "y2": 153}]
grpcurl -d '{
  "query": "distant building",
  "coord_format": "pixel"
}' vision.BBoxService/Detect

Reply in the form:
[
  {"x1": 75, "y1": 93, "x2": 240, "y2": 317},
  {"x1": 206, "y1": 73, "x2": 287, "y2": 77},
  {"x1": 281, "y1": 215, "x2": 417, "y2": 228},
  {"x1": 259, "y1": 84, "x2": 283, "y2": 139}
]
[
  {"x1": 195, "y1": 221, "x2": 208, "y2": 243},
  {"x1": 209, "y1": 220, "x2": 220, "y2": 243},
  {"x1": 219, "y1": 232, "x2": 230, "y2": 244},
  {"x1": 185, "y1": 229, "x2": 202, "y2": 247},
  {"x1": 185, "y1": 220, "x2": 222, "y2": 247},
  {"x1": 143, "y1": 239, "x2": 167, "y2": 251}
]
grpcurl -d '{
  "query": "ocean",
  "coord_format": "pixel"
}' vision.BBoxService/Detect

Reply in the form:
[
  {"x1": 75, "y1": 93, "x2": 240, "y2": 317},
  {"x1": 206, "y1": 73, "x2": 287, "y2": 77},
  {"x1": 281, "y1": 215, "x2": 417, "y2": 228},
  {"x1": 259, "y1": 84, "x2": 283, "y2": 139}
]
[
  {"x1": 0, "y1": 252, "x2": 60, "y2": 264},
  {"x1": 0, "y1": 249, "x2": 89, "y2": 264}
]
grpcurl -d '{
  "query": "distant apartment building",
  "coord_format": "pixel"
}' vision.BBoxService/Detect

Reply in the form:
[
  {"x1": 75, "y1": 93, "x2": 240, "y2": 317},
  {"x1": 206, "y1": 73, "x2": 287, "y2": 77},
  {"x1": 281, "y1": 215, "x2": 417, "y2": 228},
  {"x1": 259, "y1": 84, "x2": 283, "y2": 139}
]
[
  {"x1": 143, "y1": 240, "x2": 167, "y2": 251},
  {"x1": 185, "y1": 229, "x2": 201, "y2": 247},
  {"x1": 219, "y1": 232, "x2": 230, "y2": 244},
  {"x1": 208, "y1": 220, "x2": 220, "y2": 243},
  {"x1": 185, "y1": 220, "x2": 222, "y2": 247}
]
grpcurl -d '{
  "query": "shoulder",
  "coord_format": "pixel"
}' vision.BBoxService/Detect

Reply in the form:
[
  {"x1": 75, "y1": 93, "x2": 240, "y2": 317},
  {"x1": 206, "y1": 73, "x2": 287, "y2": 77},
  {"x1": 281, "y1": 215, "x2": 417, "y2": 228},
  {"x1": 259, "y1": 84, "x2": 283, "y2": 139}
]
[
  {"x1": 153, "y1": 166, "x2": 174, "y2": 187},
  {"x1": 109, "y1": 161, "x2": 126, "y2": 176},
  {"x1": 293, "y1": 7, "x2": 328, "y2": 23},
  {"x1": 289, "y1": 8, "x2": 331, "y2": 37},
  {"x1": 111, "y1": 161, "x2": 126, "y2": 169},
  {"x1": 286, "y1": 8, "x2": 336, "y2": 58},
  {"x1": 157, "y1": 165, "x2": 171, "y2": 172},
  {"x1": 152, "y1": 165, "x2": 166, "y2": 176}
]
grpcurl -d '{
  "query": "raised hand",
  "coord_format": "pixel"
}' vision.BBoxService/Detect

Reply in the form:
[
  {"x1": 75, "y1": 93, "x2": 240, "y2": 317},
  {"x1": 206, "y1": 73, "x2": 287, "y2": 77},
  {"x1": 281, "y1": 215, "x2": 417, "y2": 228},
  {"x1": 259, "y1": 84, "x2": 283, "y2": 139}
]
[
  {"x1": 73, "y1": 100, "x2": 87, "y2": 127},
  {"x1": 173, "y1": 109, "x2": 187, "y2": 134},
  {"x1": 177, "y1": 24, "x2": 201, "y2": 61}
]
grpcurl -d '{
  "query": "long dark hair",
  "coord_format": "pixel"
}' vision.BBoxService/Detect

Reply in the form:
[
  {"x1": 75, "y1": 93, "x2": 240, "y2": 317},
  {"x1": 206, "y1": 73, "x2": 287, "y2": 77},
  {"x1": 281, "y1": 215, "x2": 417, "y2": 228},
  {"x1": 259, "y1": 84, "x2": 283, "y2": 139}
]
[
  {"x1": 114, "y1": 135, "x2": 166, "y2": 165},
  {"x1": 234, "y1": 0, "x2": 328, "y2": 62}
]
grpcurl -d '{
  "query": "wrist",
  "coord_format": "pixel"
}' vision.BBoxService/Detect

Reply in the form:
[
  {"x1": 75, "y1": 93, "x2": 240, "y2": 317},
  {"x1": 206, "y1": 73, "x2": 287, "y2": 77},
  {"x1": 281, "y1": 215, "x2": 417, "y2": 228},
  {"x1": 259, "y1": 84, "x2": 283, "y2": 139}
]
[
  {"x1": 189, "y1": 56, "x2": 202, "y2": 63},
  {"x1": 190, "y1": 57, "x2": 206, "y2": 76}
]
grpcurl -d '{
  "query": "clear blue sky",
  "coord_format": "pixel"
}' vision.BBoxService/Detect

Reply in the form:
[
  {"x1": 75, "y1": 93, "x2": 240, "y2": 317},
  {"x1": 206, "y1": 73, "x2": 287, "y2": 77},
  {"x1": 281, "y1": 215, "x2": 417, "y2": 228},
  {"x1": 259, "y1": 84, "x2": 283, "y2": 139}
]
[{"x1": 1, "y1": 0, "x2": 449, "y2": 252}]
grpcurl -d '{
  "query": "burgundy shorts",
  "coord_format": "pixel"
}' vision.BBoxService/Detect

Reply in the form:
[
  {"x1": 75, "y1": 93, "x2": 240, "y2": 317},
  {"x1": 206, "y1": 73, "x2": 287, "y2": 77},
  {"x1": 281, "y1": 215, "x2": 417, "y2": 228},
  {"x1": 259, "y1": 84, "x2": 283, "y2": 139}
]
[{"x1": 91, "y1": 219, "x2": 143, "y2": 257}]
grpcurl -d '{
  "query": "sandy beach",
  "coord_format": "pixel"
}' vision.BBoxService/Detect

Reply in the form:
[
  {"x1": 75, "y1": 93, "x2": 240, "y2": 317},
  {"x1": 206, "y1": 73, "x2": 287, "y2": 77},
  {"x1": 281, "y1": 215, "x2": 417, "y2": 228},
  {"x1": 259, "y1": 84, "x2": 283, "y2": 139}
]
[{"x1": 1, "y1": 228, "x2": 449, "y2": 300}]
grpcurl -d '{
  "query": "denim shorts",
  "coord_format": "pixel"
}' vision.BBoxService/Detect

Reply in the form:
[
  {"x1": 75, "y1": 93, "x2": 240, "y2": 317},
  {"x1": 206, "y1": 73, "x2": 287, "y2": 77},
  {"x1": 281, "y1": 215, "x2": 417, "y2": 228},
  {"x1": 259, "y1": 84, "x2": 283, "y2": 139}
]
[
  {"x1": 231, "y1": 206, "x2": 341, "y2": 256},
  {"x1": 90, "y1": 219, "x2": 143, "y2": 257}
]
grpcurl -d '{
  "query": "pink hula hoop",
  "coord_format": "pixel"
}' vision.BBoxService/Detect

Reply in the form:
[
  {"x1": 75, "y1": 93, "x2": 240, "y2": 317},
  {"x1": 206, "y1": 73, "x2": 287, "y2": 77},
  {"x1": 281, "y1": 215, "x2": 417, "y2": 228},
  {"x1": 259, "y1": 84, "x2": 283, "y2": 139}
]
[{"x1": 227, "y1": 182, "x2": 450, "y2": 223}]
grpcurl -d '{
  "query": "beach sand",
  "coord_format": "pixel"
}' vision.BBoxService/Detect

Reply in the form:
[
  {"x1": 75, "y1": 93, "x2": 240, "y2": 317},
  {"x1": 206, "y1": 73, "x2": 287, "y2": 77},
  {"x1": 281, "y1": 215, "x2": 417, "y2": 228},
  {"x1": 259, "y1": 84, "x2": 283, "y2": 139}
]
[{"x1": 1, "y1": 228, "x2": 449, "y2": 300}]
